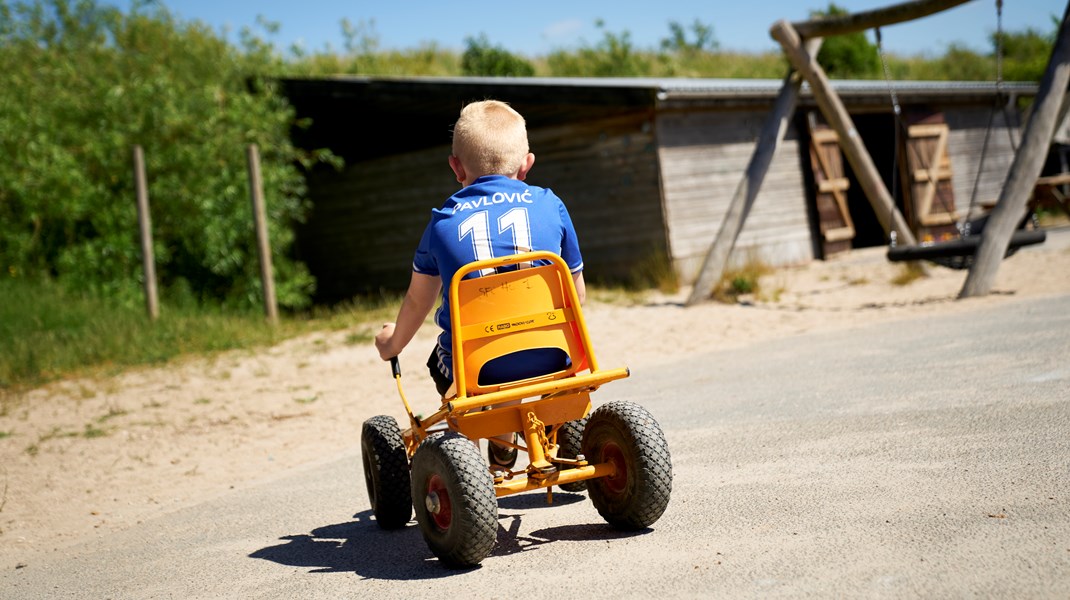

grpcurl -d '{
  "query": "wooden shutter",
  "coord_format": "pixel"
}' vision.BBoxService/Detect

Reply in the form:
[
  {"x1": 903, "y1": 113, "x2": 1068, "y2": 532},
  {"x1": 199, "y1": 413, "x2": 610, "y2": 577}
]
[
  {"x1": 901, "y1": 113, "x2": 958, "y2": 241},
  {"x1": 807, "y1": 117, "x2": 855, "y2": 257}
]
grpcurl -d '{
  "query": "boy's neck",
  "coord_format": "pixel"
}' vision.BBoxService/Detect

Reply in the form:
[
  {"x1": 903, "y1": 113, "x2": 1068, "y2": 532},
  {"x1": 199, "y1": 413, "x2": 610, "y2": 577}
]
[{"x1": 463, "y1": 173, "x2": 515, "y2": 187}]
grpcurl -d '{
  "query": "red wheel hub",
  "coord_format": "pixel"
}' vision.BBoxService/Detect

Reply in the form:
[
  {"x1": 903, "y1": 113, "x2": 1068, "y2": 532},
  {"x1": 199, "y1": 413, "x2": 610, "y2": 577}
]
[
  {"x1": 426, "y1": 474, "x2": 453, "y2": 530},
  {"x1": 601, "y1": 442, "x2": 628, "y2": 494}
]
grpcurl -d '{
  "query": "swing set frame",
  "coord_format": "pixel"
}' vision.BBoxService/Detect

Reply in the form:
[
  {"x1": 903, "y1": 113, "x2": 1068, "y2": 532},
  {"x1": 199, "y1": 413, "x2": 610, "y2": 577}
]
[
  {"x1": 873, "y1": 2, "x2": 1047, "y2": 269},
  {"x1": 688, "y1": 0, "x2": 1065, "y2": 303}
]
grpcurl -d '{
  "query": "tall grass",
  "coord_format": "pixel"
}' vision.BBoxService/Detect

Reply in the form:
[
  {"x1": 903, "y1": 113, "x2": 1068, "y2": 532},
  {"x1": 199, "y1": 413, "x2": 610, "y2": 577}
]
[{"x1": 0, "y1": 277, "x2": 394, "y2": 392}]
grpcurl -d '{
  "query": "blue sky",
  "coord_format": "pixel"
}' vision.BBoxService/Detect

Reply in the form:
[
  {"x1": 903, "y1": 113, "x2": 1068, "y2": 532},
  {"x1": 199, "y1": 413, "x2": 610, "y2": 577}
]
[{"x1": 109, "y1": 0, "x2": 1061, "y2": 57}]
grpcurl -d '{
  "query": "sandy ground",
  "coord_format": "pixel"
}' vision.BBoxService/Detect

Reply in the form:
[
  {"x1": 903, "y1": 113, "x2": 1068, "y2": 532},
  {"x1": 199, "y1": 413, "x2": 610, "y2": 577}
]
[{"x1": 1, "y1": 230, "x2": 1069, "y2": 569}]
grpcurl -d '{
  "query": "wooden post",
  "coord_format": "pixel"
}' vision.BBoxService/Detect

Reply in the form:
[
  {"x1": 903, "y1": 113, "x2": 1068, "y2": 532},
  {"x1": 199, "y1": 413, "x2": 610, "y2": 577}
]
[
  {"x1": 246, "y1": 144, "x2": 279, "y2": 323},
  {"x1": 686, "y1": 38, "x2": 823, "y2": 306},
  {"x1": 133, "y1": 145, "x2": 159, "y2": 321},
  {"x1": 790, "y1": 0, "x2": 972, "y2": 38},
  {"x1": 960, "y1": 2, "x2": 1070, "y2": 298},
  {"x1": 771, "y1": 19, "x2": 917, "y2": 247}
]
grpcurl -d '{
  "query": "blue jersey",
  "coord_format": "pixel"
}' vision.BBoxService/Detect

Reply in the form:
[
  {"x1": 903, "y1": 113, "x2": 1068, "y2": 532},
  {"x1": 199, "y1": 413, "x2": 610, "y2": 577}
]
[{"x1": 413, "y1": 175, "x2": 583, "y2": 383}]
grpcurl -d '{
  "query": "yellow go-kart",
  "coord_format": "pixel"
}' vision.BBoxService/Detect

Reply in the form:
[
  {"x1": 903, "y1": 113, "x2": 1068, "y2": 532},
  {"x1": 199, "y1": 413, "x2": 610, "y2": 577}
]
[{"x1": 361, "y1": 251, "x2": 672, "y2": 567}]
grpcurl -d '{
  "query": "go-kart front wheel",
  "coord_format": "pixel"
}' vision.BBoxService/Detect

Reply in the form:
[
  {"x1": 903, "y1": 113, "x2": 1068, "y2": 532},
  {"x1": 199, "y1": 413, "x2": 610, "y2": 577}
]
[
  {"x1": 361, "y1": 415, "x2": 412, "y2": 529},
  {"x1": 583, "y1": 401, "x2": 672, "y2": 529},
  {"x1": 411, "y1": 431, "x2": 498, "y2": 568}
]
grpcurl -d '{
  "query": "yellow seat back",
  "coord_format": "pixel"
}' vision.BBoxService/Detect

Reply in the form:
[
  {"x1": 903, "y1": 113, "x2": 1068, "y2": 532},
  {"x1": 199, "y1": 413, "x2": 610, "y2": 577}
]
[{"x1": 450, "y1": 252, "x2": 598, "y2": 398}]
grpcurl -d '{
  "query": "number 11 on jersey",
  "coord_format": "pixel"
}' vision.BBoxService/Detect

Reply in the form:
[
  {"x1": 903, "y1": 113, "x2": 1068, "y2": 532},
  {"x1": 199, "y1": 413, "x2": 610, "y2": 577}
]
[{"x1": 458, "y1": 208, "x2": 533, "y2": 275}]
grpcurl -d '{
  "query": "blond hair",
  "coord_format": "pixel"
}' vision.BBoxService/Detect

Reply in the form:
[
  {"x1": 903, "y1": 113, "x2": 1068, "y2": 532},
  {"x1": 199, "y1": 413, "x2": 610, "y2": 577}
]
[{"x1": 451, "y1": 100, "x2": 529, "y2": 177}]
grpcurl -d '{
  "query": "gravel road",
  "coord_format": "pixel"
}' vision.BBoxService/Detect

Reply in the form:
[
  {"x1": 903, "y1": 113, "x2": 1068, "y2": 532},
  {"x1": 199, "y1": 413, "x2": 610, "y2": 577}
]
[{"x1": 3, "y1": 293, "x2": 1068, "y2": 599}]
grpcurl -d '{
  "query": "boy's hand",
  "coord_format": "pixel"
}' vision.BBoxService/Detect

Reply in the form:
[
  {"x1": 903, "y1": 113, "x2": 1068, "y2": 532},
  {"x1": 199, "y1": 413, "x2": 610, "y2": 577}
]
[{"x1": 374, "y1": 323, "x2": 397, "y2": 361}]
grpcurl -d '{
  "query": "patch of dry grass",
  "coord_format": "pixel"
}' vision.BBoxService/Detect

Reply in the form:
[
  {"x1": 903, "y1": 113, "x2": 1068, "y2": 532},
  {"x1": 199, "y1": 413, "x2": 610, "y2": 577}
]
[
  {"x1": 891, "y1": 262, "x2": 928, "y2": 286},
  {"x1": 713, "y1": 256, "x2": 775, "y2": 303}
]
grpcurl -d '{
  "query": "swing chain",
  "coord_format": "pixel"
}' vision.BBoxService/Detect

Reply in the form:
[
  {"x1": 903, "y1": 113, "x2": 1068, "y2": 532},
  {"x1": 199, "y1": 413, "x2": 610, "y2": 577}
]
[
  {"x1": 875, "y1": 27, "x2": 900, "y2": 118},
  {"x1": 995, "y1": 0, "x2": 1004, "y2": 93},
  {"x1": 876, "y1": 26, "x2": 902, "y2": 248}
]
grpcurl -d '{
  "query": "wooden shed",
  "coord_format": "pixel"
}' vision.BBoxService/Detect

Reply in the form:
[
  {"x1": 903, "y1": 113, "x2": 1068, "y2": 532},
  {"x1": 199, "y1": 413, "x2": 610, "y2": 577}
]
[{"x1": 279, "y1": 76, "x2": 1036, "y2": 302}]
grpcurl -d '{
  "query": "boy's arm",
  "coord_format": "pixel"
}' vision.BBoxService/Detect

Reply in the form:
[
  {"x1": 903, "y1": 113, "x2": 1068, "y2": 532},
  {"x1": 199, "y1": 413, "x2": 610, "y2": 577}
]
[
  {"x1": 374, "y1": 272, "x2": 441, "y2": 360},
  {"x1": 572, "y1": 271, "x2": 586, "y2": 305}
]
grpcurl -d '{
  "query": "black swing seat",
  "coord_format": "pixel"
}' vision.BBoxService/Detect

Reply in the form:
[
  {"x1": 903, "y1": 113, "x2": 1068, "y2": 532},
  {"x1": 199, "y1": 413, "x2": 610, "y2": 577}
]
[{"x1": 887, "y1": 214, "x2": 1046, "y2": 270}]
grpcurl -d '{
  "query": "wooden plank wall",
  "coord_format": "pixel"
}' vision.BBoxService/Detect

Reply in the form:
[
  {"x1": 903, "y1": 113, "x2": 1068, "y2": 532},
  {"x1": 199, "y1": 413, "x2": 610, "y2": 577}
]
[
  {"x1": 942, "y1": 104, "x2": 1019, "y2": 219},
  {"x1": 655, "y1": 108, "x2": 813, "y2": 283},
  {"x1": 296, "y1": 110, "x2": 667, "y2": 302},
  {"x1": 527, "y1": 111, "x2": 667, "y2": 284},
  {"x1": 295, "y1": 146, "x2": 455, "y2": 302}
]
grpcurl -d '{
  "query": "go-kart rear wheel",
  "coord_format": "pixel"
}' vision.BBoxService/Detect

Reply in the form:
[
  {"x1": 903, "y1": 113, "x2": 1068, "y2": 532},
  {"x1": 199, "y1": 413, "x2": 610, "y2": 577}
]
[
  {"x1": 411, "y1": 431, "x2": 498, "y2": 568},
  {"x1": 361, "y1": 415, "x2": 412, "y2": 529},
  {"x1": 555, "y1": 417, "x2": 588, "y2": 492},
  {"x1": 583, "y1": 401, "x2": 672, "y2": 529}
]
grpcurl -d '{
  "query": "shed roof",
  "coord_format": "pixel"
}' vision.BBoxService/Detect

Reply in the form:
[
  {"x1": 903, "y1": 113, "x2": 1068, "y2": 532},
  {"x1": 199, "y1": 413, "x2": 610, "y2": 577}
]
[
  {"x1": 286, "y1": 74, "x2": 1037, "y2": 101},
  {"x1": 279, "y1": 75, "x2": 1038, "y2": 159}
]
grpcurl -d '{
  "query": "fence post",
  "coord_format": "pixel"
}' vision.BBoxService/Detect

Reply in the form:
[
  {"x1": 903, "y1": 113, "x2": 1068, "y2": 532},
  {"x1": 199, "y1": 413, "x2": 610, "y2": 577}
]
[
  {"x1": 133, "y1": 145, "x2": 159, "y2": 321},
  {"x1": 246, "y1": 144, "x2": 279, "y2": 323}
]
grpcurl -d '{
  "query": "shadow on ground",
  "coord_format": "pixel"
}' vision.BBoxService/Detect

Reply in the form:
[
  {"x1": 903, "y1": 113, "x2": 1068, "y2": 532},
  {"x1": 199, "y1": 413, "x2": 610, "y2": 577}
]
[{"x1": 250, "y1": 493, "x2": 649, "y2": 578}]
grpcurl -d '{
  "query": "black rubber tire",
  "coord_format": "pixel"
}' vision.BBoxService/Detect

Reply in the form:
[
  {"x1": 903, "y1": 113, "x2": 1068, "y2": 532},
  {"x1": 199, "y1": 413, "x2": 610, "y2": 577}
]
[
  {"x1": 361, "y1": 415, "x2": 412, "y2": 529},
  {"x1": 411, "y1": 431, "x2": 498, "y2": 568},
  {"x1": 582, "y1": 401, "x2": 672, "y2": 529},
  {"x1": 555, "y1": 418, "x2": 588, "y2": 492}
]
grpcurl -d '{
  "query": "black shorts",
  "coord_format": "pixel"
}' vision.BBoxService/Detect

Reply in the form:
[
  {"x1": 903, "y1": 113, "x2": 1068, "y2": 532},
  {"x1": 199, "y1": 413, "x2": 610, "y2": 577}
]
[{"x1": 426, "y1": 346, "x2": 452, "y2": 397}]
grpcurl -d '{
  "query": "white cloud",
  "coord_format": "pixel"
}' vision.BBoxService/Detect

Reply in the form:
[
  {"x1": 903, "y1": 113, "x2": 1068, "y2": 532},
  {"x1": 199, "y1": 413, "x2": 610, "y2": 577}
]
[{"x1": 542, "y1": 18, "x2": 583, "y2": 42}]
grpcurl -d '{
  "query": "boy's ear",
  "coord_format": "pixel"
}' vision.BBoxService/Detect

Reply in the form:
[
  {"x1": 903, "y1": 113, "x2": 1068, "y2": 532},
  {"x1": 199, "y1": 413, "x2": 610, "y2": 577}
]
[
  {"x1": 448, "y1": 155, "x2": 466, "y2": 184},
  {"x1": 516, "y1": 153, "x2": 535, "y2": 181}
]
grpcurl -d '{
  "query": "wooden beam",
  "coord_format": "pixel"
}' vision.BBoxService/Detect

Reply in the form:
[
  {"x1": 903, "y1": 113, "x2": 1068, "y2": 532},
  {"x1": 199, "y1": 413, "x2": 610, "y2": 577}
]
[
  {"x1": 684, "y1": 39, "x2": 822, "y2": 306},
  {"x1": 791, "y1": 0, "x2": 972, "y2": 39},
  {"x1": 960, "y1": 1, "x2": 1070, "y2": 298},
  {"x1": 771, "y1": 19, "x2": 917, "y2": 247}
]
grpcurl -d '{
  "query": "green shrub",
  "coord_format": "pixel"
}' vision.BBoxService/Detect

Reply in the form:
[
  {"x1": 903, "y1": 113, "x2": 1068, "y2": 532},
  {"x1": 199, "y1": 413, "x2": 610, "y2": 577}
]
[
  {"x1": 812, "y1": 3, "x2": 880, "y2": 78},
  {"x1": 997, "y1": 26, "x2": 1055, "y2": 83},
  {"x1": 462, "y1": 34, "x2": 534, "y2": 77},
  {"x1": 0, "y1": 0, "x2": 333, "y2": 310},
  {"x1": 546, "y1": 19, "x2": 651, "y2": 77}
]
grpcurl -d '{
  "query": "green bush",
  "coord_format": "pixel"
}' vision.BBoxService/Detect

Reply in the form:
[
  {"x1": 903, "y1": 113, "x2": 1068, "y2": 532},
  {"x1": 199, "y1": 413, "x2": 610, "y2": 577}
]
[
  {"x1": 546, "y1": 19, "x2": 651, "y2": 77},
  {"x1": 997, "y1": 26, "x2": 1055, "y2": 83},
  {"x1": 812, "y1": 3, "x2": 880, "y2": 78},
  {"x1": 0, "y1": 0, "x2": 331, "y2": 310},
  {"x1": 462, "y1": 34, "x2": 535, "y2": 77},
  {"x1": 660, "y1": 19, "x2": 719, "y2": 54}
]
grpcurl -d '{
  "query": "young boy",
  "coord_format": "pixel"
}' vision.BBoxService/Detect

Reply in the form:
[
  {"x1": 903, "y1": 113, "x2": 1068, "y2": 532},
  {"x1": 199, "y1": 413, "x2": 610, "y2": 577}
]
[{"x1": 374, "y1": 99, "x2": 585, "y2": 467}]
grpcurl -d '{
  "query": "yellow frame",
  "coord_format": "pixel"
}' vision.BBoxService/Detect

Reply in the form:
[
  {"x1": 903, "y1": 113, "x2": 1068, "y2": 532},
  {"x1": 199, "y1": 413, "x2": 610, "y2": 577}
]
[{"x1": 393, "y1": 251, "x2": 630, "y2": 499}]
